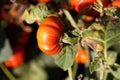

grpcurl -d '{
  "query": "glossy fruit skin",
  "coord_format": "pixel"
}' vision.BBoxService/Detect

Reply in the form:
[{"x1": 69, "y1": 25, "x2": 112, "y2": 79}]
[
  {"x1": 111, "y1": 0, "x2": 120, "y2": 8},
  {"x1": 37, "y1": 16, "x2": 64, "y2": 55},
  {"x1": 70, "y1": 0, "x2": 109, "y2": 17},
  {"x1": 74, "y1": 45, "x2": 89, "y2": 64},
  {"x1": 4, "y1": 47, "x2": 25, "y2": 68},
  {"x1": 70, "y1": 0, "x2": 96, "y2": 12},
  {"x1": 37, "y1": 0, "x2": 51, "y2": 3},
  {"x1": 70, "y1": 0, "x2": 109, "y2": 12}
]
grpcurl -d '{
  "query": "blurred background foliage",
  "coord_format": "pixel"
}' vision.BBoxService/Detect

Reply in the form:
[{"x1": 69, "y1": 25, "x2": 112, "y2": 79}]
[
  {"x1": 0, "y1": 0, "x2": 76, "y2": 80},
  {"x1": 0, "y1": 0, "x2": 120, "y2": 80}
]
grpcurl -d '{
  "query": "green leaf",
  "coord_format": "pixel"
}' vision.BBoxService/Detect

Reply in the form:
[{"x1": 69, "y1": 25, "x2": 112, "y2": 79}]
[
  {"x1": 21, "y1": 10, "x2": 29, "y2": 21},
  {"x1": 107, "y1": 51, "x2": 117, "y2": 65},
  {"x1": 54, "y1": 45, "x2": 77, "y2": 71},
  {"x1": 81, "y1": 24, "x2": 105, "y2": 53},
  {"x1": 81, "y1": 30, "x2": 104, "y2": 52},
  {"x1": 22, "y1": 3, "x2": 50, "y2": 25},
  {"x1": 87, "y1": 23, "x2": 104, "y2": 32},
  {"x1": 31, "y1": 3, "x2": 50, "y2": 25},
  {"x1": 110, "y1": 67, "x2": 120, "y2": 79},
  {"x1": 105, "y1": 19, "x2": 120, "y2": 48},
  {"x1": 25, "y1": 12, "x2": 36, "y2": 24},
  {"x1": 82, "y1": 18, "x2": 120, "y2": 52},
  {"x1": 71, "y1": 28, "x2": 81, "y2": 36},
  {"x1": 104, "y1": 7, "x2": 120, "y2": 18},
  {"x1": 82, "y1": 23, "x2": 105, "y2": 43},
  {"x1": 90, "y1": 56, "x2": 101, "y2": 74},
  {"x1": 82, "y1": 19, "x2": 120, "y2": 78},
  {"x1": 62, "y1": 33, "x2": 78, "y2": 45},
  {"x1": 112, "y1": 43, "x2": 120, "y2": 53},
  {"x1": 22, "y1": 10, "x2": 36, "y2": 24}
]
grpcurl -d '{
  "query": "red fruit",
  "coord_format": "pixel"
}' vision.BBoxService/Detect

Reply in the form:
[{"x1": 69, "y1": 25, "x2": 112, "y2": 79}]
[
  {"x1": 70, "y1": 0, "x2": 110, "y2": 17},
  {"x1": 4, "y1": 47, "x2": 25, "y2": 68},
  {"x1": 111, "y1": 0, "x2": 120, "y2": 8},
  {"x1": 37, "y1": 16, "x2": 64, "y2": 55},
  {"x1": 74, "y1": 44, "x2": 89, "y2": 64}
]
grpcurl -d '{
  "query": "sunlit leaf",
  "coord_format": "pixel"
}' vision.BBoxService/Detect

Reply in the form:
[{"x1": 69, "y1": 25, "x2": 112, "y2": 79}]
[
  {"x1": 22, "y1": 3, "x2": 50, "y2": 25},
  {"x1": 21, "y1": 10, "x2": 29, "y2": 20},
  {"x1": 25, "y1": 12, "x2": 36, "y2": 24},
  {"x1": 107, "y1": 51, "x2": 117, "y2": 65}
]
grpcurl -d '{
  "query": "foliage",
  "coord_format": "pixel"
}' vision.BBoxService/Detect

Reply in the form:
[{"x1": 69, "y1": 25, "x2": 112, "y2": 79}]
[
  {"x1": 0, "y1": 0, "x2": 120, "y2": 80},
  {"x1": 54, "y1": 45, "x2": 77, "y2": 71}
]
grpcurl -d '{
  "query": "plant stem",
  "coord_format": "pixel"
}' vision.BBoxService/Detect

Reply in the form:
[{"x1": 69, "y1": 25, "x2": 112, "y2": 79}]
[
  {"x1": 63, "y1": 9, "x2": 83, "y2": 37},
  {"x1": 99, "y1": 23, "x2": 108, "y2": 80},
  {"x1": 0, "y1": 63, "x2": 16, "y2": 80},
  {"x1": 104, "y1": 42, "x2": 108, "y2": 61},
  {"x1": 103, "y1": 71, "x2": 107, "y2": 80},
  {"x1": 99, "y1": 43, "x2": 108, "y2": 80},
  {"x1": 99, "y1": 59, "x2": 104, "y2": 80},
  {"x1": 100, "y1": 70, "x2": 104, "y2": 80},
  {"x1": 100, "y1": 70, "x2": 107, "y2": 80},
  {"x1": 99, "y1": 58, "x2": 108, "y2": 80},
  {"x1": 68, "y1": 67, "x2": 73, "y2": 80},
  {"x1": 62, "y1": 9, "x2": 78, "y2": 29},
  {"x1": 72, "y1": 63, "x2": 78, "y2": 80}
]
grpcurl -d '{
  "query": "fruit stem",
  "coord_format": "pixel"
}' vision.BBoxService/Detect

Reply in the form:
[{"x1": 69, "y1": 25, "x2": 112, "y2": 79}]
[{"x1": 0, "y1": 63, "x2": 16, "y2": 80}]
